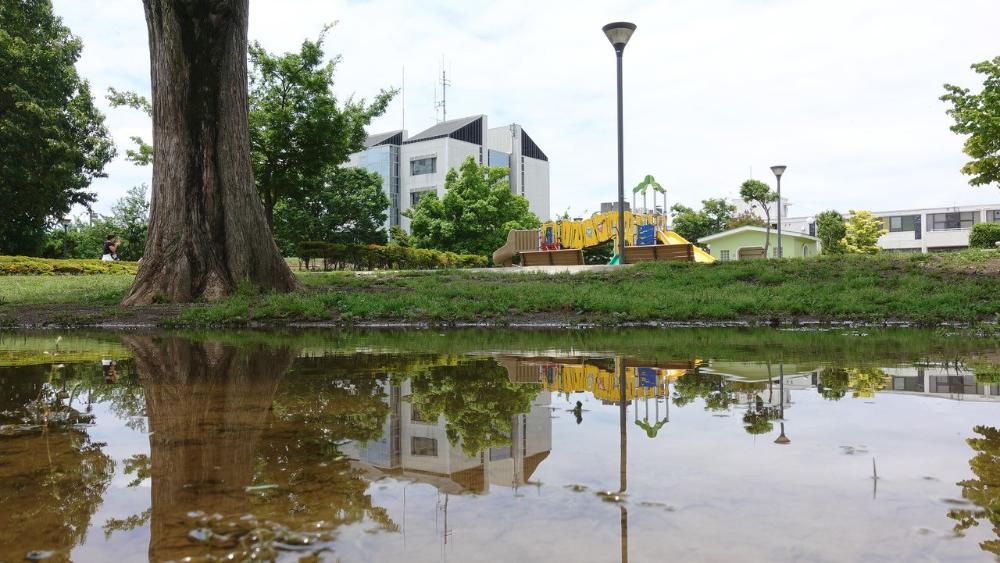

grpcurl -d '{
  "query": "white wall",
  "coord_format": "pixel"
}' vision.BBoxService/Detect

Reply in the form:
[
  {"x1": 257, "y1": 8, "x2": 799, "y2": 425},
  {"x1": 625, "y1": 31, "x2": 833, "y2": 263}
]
[
  {"x1": 522, "y1": 157, "x2": 550, "y2": 221},
  {"x1": 399, "y1": 137, "x2": 482, "y2": 231}
]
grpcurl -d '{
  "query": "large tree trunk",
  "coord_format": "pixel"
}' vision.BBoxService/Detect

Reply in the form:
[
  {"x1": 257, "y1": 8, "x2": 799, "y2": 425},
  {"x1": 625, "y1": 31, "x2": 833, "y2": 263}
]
[{"x1": 123, "y1": 0, "x2": 298, "y2": 305}]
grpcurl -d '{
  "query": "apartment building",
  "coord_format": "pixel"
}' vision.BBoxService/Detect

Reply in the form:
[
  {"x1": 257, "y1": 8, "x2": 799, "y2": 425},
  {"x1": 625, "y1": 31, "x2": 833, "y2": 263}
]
[
  {"x1": 348, "y1": 115, "x2": 551, "y2": 233},
  {"x1": 782, "y1": 203, "x2": 1000, "y2": 253}
]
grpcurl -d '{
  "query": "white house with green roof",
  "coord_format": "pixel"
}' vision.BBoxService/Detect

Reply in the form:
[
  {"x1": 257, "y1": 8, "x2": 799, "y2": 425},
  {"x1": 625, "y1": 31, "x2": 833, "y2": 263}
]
[{"x1": 697, "y1": 226, "x2": 819, "y2": 261}]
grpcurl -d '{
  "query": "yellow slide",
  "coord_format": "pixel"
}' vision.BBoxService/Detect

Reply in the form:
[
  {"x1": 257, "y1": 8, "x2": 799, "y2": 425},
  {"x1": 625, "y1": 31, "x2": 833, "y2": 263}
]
[
  {"x1": 657, "y1": 230, "x2": 716, "y2": 263},
  {"x1": 496, "y1": 210, "x2": 716, "y2": 264}
]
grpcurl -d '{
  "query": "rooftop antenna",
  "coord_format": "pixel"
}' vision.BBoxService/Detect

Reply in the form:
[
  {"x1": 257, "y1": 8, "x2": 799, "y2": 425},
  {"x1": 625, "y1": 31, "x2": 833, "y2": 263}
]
[
  {"x1": 434, "y1": 55, "x2": 451, "y2": 122},
  {"x1": 401, "y1": 65, "x2": 405, "y2": 132}
]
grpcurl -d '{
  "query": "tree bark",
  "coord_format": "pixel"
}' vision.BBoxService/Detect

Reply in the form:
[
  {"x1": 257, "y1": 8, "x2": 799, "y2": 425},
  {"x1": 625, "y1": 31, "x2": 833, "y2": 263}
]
[{"x1": 124, "y1": 0, "x2": 299, "y2": 305}]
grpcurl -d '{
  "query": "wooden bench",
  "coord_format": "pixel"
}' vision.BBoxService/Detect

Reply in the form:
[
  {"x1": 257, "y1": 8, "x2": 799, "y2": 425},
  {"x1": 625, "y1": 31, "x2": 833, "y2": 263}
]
[
  {"x1": 623, "y1": 243, "x2": 694, "y2": 263},
  {"x1": 520, "y1": 249, "x2": 585, "y2": 266}
]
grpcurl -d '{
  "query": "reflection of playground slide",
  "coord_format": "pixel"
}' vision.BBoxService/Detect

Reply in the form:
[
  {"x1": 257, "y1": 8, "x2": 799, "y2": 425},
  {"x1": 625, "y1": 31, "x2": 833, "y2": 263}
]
[{"x1": 657, "y1": 230, "x2": 716, "y2": 263}]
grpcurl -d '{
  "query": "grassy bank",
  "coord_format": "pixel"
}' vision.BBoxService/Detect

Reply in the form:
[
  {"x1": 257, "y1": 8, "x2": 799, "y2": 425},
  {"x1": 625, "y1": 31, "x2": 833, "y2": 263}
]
[{"x1": 1, "y1": 250, "x2": 998, "y2": 327}]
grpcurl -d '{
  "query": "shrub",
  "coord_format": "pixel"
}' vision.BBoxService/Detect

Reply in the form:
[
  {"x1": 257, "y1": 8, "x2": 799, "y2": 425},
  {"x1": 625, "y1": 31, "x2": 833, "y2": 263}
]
[
  {"x1": 295, "y1": 242, "x2": 487, "y2": 271},
  {"x1": 0, "y1": 256, "x2": 139, "y2": 276},
  {"x1": 969, "y1": 223, "x2": 1000, "y2": 249}
]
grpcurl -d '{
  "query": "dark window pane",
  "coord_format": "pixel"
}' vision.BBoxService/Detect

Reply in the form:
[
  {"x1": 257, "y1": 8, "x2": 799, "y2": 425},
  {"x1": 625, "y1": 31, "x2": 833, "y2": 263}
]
[{"x1": 411, "y1": 437, "x2": 438, "y2": 456}]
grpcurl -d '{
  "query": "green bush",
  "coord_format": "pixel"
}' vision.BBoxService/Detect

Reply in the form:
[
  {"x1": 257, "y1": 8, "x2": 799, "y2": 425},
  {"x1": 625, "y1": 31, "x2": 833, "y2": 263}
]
[
  {"x1": 0, "y1": 256, "x2": 139, "y2": 275},
  {"x1": 969, "y1": 223, "x2": 1000, "y2": 249},
  {"x1": 295, "y1": 242, "x2": 488, "y2": 271}
]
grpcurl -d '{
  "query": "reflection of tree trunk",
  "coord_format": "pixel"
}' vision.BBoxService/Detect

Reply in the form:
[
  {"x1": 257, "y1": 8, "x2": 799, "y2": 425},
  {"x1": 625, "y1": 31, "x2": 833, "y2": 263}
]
[{"x1": 127, "y1": 337, "x2": 295, "y2": 562}]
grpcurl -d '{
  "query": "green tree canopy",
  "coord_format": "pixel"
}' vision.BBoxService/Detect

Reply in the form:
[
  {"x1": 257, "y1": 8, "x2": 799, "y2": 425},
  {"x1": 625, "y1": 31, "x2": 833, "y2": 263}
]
[
  {"x1": 250, "y1": 25, "x2": 395, "y2": 226},
  {"x1": 942, "y1": 57, "x2": 1000, "y2": 189},
  {"x1": 815, "y1": 210, "x2": 847, "y2": 255},
  {"x1": 42, "y1": 185, "x2": 149, "y2": 260},
  {"x1": 739, "y1": 179, "x2": 779, "y2": 256},
  {"x1": 272, "y1": 167, "x2": 389, "y2": 255},
  {"x1": 842, "y1": 210, "x2": 886, "y2": 254},
  {"x1": 726, "y1": 210, "x2": 767, "y2": 230},
  {"x1": 670, "y1": 198, "x2": 736, "y2": 243},
  {"x1": 0, "y1": 0, "x2": 116, "y2": 255},
  {"x1": 948, "y1": 425, "x2": 1000, "y2": 557},
  {"x1": 406, "y1": 157, "x2": 540, "y2": 257},
  {"x1": 402, "y1": 359, "x2": 538, "y2": 456}
]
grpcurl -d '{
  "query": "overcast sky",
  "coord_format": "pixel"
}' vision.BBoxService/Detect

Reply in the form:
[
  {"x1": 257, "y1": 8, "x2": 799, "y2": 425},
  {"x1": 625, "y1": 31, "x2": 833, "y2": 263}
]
[{"x1": 53, "y1": 0, "x2": 1000, "y2": 219}]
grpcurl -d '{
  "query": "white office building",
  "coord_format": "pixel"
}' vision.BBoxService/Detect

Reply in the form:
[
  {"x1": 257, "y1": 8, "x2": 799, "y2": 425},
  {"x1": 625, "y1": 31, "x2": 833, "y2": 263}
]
[
  {"x1": 348, "y1": 115, "x2": 551, "y2": 233},
  {"x1": 782, "y1": 203, "x2": 1000, "y2": 253}
]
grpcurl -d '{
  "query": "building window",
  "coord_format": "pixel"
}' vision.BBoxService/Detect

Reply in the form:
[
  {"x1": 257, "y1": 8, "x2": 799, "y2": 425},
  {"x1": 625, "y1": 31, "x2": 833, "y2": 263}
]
[
  {"x1": 411, "y1": 437, "x2": 438, "y2": 457},
  {"x1": 410, "y1": 188, "x2": 434, "y2": 207},
  {"x1": 886, "y1": 215, "x2": 920, "y2": 232},
  {"x1": 410, "y1": 156, "x2": 436, "y2": 176},
  {"x1": 987, "y1": 210, "x2": 1000, "y2": 223},
  {"x1": 929, "y1": 212, "x2": 976, "y2": 231},
  {"x1": 802, "y1": 244, "x2": 810, "y2": 257},
  {"x1": 720, "y1": 250, "x2": 730, "y2": 261}
]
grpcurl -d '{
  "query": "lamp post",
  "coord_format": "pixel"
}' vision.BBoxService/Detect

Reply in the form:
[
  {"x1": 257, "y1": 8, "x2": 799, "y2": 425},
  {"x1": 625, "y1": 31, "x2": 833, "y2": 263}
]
[
  {"x1": 60, "y1": 217, "x2": 72, "y2": 257},
  {"x1": 770, "y1": 165, "x2": 786, "y2": 258},
  {"x1": 603, "y1": 22, "x2": 636, "y2": 264}
]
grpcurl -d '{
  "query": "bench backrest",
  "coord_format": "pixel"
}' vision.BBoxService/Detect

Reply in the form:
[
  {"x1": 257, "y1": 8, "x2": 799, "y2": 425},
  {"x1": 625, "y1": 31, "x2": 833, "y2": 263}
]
[
  {"x1": 521, "y1": 249, "x2": 585, "y2": 266},
  {"x1": 624, "y1": 243, "x2": 694, "y2": 263}
]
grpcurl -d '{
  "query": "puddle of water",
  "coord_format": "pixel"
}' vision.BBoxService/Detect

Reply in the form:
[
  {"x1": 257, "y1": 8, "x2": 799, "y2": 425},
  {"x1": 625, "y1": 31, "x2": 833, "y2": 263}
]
[{"x1": 0, "y1": 328, "x2": 999, "y2": 562}]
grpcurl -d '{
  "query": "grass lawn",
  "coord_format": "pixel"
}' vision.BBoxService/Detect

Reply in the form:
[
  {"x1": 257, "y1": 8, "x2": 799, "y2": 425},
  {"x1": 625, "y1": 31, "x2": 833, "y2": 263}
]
[
  {"x1": 1, "y1": 250, "x2": 998, "y2": 326},
  {"x1": 0, "y1": 274, "x2": 135, "y2": 305}
]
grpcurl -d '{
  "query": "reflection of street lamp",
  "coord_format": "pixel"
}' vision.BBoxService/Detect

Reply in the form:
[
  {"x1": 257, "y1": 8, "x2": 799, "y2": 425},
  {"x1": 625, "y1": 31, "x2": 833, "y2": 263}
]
[
  {"x1": 602, "y1": 22, "x2": 636, "y2": 264},
  {"x1": 60, "y1": 217, "x2": 72, "y2": 257},
  {"x1": 770, "y1": 165, "x2": 786, "y2": 258},
  {"x1": 774, "y1": 362, "x2": 790, "y2": 444},
  {"x1": 618, "y1": 356, "x2": 629, "y2": 563}
]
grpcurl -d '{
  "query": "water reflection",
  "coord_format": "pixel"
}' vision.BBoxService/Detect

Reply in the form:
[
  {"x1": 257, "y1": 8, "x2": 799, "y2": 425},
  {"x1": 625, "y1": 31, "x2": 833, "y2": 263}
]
[{"x1": 0, "y1": 330, "x2": 999, "y2": 562}]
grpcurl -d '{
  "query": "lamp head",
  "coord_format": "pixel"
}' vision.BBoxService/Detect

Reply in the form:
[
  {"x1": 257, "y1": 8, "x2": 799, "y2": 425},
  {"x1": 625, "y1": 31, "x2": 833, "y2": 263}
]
[
  {"x1": 770, "y1": 165, "x2": 787, "y2": 179},
  {"x1": 602, "y1": 22, "x2": 637, "y2": 52}
]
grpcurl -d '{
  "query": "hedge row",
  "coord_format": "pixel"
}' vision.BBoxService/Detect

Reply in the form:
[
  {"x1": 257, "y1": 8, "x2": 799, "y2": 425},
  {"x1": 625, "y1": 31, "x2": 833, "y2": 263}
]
[
  {"x1": 296, "y1": 242, "x2": 488, "y2": 270},
  {"x1": 969, "y1": 223, "x2": 1000, "y2": 249},
  {"x1": 0, "y1": 256, "x2": 139, "y2": 275}
]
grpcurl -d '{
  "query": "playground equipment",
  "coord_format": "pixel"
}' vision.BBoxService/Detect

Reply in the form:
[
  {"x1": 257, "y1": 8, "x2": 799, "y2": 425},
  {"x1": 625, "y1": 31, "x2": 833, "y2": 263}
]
[{"x1": 492, "y1": 210, "x2": 715, "y2": 266}]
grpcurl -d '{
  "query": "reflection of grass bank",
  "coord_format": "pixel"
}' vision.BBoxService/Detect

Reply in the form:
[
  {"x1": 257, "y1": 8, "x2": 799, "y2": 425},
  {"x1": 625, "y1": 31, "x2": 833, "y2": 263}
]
[{"x1": 1, "y1": 250, "x2": 999, "y2": 327}]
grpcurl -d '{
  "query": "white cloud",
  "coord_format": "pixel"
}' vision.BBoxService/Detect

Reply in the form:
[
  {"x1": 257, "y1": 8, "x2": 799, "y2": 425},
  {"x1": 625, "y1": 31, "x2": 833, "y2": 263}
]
[{"x1": 53, "y1": 0, "x2": 1000, "y2": 218}]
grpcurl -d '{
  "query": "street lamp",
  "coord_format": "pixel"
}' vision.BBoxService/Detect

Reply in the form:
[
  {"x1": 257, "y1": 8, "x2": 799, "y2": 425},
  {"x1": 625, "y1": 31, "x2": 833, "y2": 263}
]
[
  {"x1": 603, "y1": 21, "x2": 636, "y2": 264},
  {"x1": 60, "y1": 217, "x2": 72, "y2": 257},
  {"x1": 770, "y1": 165, "x2": 787, "y2": 258}
]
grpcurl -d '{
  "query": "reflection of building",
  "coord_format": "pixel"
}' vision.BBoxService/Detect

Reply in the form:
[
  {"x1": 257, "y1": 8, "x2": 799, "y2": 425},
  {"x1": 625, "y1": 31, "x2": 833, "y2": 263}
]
[
  {"x1": 348, "y1": 116, "x2": 551, "y2": 233},
  {"x1": 881, "y1": 365, "x2": 1000, "y2": 401},
  {"x1": 343, "y1": 379, "x2": 552, "y2": 494}
]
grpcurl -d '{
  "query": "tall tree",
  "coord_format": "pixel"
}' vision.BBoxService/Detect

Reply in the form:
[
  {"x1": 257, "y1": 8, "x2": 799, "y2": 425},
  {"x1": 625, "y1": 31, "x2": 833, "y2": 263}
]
[
  {"x1": 406, "y1": 157, "x2": 540, "y2": 257},
  {"x1": 815, "y1": 209, "x2": 847, "y2": 255},
  {"x1": 941, "y1": 57, "x2": 1000, "y2": 189},
  {"x1": 739, "y1": 179, "x2": 779, "y2": 257},
  {"x1": 842, "y1": 210, "x2": 886, "y2": 255},
  {"x1": 250, "y1": 26, "x2": 394, "y2": 226},
  {"x1": 271, "y1": 167, "x2": 389, "y2": 255},
  {"x1": 0, "y1": 0, "x2": 116, "y2": 255},
  {"x1": 124, "y1": 0, "x2": 298, "y2": 305}
]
